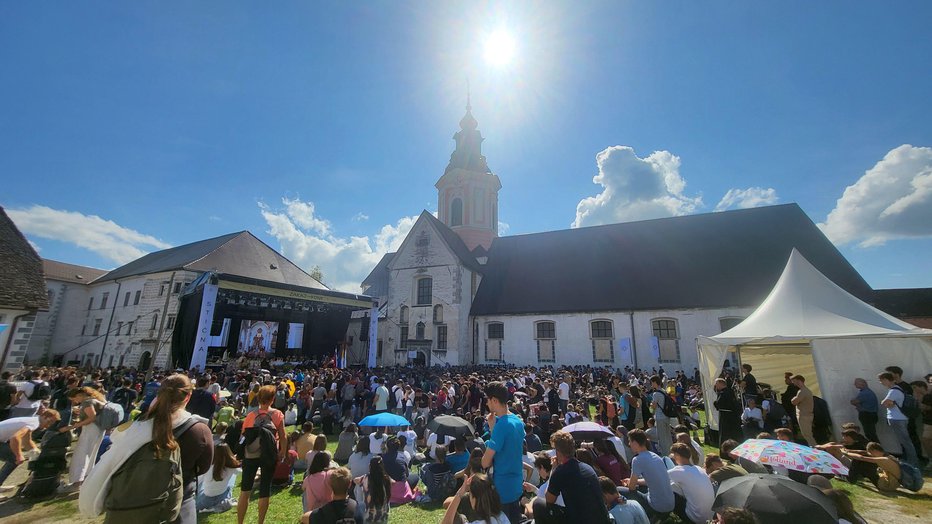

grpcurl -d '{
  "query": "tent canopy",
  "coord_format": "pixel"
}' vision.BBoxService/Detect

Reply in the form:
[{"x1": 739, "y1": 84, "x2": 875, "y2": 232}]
[{"x1": 697, "y1": 249, "x2": 932, "y2": 450}]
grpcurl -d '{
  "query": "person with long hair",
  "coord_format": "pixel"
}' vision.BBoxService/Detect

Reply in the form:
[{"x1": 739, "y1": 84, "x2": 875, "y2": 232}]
[
  {"x1": 353, "y1": 455, "x2": 392, "y2": 524},
  {"x1": 197, "y1": 443, "x2": 241, "y2": 513},
  {"x1": 442, "y1": 473, "x2": 510, "y2": 524},
  {"x1": 79, "y1": 374, "x2": 213, "y2": 524},
  {"x1": 236, "y1": 384, "x2": 288, "y2": 524},
  {"x1": 334, "y1": 423, "x2": 359, "y2": 465},
  {"x1": 348, "y1": 436, "x2": 374, "y2": 479},
  {"x1": 303, "y1": 451, "x2": 334, "y2": 513},
  {"x1": 60, "y1": 386, "x2": 107, "y2": 490}
]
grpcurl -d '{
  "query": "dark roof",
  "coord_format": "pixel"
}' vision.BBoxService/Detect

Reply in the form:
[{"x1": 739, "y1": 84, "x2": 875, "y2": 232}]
[
  {"x1": 421, "y1": 211, "x2": 481, "y2": 271},
  {"x1": 96, "y1": 231, "x2": 327, "y2": 289},
  {"x1": 96, "y1": 232, "x2": 242, "y2": 282},
  {"x1": 42, "y1": 259, "x2": 107, "y2": 284},
  {"x1": 0, "y1": 207, "x2": 49, "y2": 310},
  {"x1": 870, "y1": 288, "x2": 932, "y2": 318},
  {"x1": 471, "y1": 203, "x2": 873, "y2": 315},
  {"x1": 471, "y1": 245, "x2": 488, "y2": 257},
  {"x1": 362, "y1": 252, "x2": 395, "y2": 298}
]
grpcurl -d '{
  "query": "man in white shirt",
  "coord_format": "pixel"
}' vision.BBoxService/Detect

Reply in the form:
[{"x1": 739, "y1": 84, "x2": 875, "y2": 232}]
[
  {"x1": 373, "y1": 378, "x2": 390, "y2": 413},
  {"x1": 425, "y1": 431, "x2": 455, "y2": 461},
  {"x1": 668, "y1": 443, "x2": 714, "y2": 524},
  {"x1": 741, "y1": 398, "x2": 764, "y2": 438},
  {"x1": 558, "y1": 378, "x2": 570, "y2": 414},
  {"x1": 0, "y1": 409, "x2": 60, "y2": 486},
  {"x1": 11, "y1": 372, "x2": 44, "y2": 418},
  {"x1": 393, "y1": 380, "x2": 405, "y2": 415}
]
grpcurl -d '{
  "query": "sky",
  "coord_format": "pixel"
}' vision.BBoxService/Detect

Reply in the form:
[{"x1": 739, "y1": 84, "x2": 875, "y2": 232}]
[{"x1": 2, "y1": 2, "x2": 931, "y2": 293}]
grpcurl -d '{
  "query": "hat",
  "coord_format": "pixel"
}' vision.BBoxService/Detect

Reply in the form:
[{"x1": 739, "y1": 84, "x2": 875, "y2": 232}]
[{"x1": 806, "y1": 474, "x2": 833, "y2": 491}]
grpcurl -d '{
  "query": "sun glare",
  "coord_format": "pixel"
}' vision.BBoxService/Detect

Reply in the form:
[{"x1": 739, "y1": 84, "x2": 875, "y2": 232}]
[{"x1": 484, "y1": 30, "x2": 516, "y2": 67}]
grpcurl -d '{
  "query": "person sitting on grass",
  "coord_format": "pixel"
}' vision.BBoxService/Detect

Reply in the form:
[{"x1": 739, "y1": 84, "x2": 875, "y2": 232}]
[
  {"x1": 599, "y1": 475, "x2": 648, "y2": 524},
  {"x1": 353, "y1": 456, "x2": 393, "y2": 524},
  {"x1": 441, "y1": 473, "x2": 510, "y2": 524},
  {"x1": 841, "y1": 442, "x2": 901, "y2": 492},
  {"x1": 532, "y1": 430, "x2": 611, "y2": 524},
  {"x1": 620, "y1": 429, "x2": 675, "y2": 521},
  {"x1": 303, "y1": 451, "x2": 334, "y2": 513},
  {"x1": 302, "y1": 466, "x2": 360, "y2": 524},
  {"x1": 197, "y1": 443, "x2": 241, "y2": 514},
  {"x1": 668, "y1": 443, "x2": 715, "y2": 524}
]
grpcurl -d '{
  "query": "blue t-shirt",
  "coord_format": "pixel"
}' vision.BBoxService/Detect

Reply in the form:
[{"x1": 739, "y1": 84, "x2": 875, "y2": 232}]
[
  {"x1": 630, "y1": 451, "x2": 674, "y2": 512},
  {"x1": 143, "y1": 381, "x2": 161, "y2": 402},
  {"x1": 487, "y1": 412, "x2": 524, "y2": 504},
  {"x1": 447, "y1": 451, "x2": 470, "y2": 473},
  {"x1": 855, "y1": 387, "x2": 878, "y2": 413}
]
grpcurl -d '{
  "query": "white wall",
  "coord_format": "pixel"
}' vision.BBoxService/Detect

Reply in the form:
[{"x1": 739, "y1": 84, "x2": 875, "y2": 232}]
[{"x1": 476, "y1": 306, "x2": 754, "y2": 372}]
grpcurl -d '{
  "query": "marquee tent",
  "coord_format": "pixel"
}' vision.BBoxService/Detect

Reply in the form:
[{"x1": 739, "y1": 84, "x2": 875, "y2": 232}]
[{"x1": 697, "y1": 249, "x2": 932, "y2": 451}]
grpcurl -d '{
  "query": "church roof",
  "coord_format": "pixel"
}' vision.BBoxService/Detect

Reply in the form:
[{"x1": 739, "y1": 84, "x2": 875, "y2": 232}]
[
  {"x1": 362, "y1": 252, "x2": 395, "y2": 297},
  {"x1": 95, "y1": 231, "x2": 328, "y2": 289},
  {"x1": 42, "y1": 259, "x2": 107, "y2": 284},
  {"x1": 0, "y1": 207, "x2": 49, "y2": 311},
  {"x1": 470, "y1": 204, "x2": 872, "y2": 316},
  {"x1": 870, "y1": 288, "x2": 932, "y2": 319}
]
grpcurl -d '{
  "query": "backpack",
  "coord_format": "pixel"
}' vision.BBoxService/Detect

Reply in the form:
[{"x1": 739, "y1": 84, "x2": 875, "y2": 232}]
[
  {"x1": 658, "y1": 391, "x2": 678, "y2": 418},
  {"x1": 27, "y1": 381, "x2": 52, "y2": 401},
  {"x1": 112, "y1": 387, "x2": 132, "y2": 410},
  {"x1": 765, "y1": 399, "x2": 788, "y2": 427},
  {"x1": 892, "y1": 386, "x2": 920, "y2": 419},
  {"x1": 96, "y1": 402, "x2": 125, "y2": 430},
  {"x1": 104, "y1": 418, "x2": 199, "y2": 523},
  {"x1": 897, "y1": 459, "x2": 924, "y2": 491},
  {"x1": 427, "y1": 467, "x2": 457, "y2": 500},
  {"x1": 242, "y1": 410, "x2": 279, "y2": 460}
]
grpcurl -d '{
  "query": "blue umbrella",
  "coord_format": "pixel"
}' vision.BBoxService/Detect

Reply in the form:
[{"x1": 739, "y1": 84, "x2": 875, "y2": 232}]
[{"x1": 359, "y1": 413, "x2": 411, "y2": 427}]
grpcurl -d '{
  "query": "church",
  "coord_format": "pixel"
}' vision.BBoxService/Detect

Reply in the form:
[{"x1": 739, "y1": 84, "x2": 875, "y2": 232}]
[{"x1": 345, "y1": 101, "x2": 876, "y2": 372}]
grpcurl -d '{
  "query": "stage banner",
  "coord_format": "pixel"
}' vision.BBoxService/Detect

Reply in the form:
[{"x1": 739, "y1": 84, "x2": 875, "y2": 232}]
[
  {"x1": 618, "y1": 337, "x2": 632, "y2": 365},
  {"x1": 649, "y1": 336, "x2": 661, "y2": 359},
  {"x1": 366, "y1": 303, "x2": 378, "y2": 368},
  {"x1": 189, "y1": 283, "x2": 219, "y2": 371}
]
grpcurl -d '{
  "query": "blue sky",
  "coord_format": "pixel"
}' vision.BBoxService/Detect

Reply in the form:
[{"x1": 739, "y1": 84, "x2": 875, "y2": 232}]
[{"x1": 2, "y1": 2, "x2": 931, "y2": 292}]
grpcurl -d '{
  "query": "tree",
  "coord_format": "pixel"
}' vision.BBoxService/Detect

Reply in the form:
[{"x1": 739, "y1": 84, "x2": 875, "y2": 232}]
[{"x1": 309, "y1": 265, "x2": 325, "y2": 284}]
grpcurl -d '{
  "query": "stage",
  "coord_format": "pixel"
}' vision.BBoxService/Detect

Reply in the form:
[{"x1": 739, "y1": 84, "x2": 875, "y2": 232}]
[{"x1": 171, "y1": 272, "x2": 376, "y2": 370}]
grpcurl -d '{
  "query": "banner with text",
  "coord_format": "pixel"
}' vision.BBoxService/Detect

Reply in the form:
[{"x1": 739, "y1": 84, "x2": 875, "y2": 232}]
[
  {"x1": 366, "y1": 304, "x2": 379, "y2": 368},
  {"x1": 189, "y1": 283, "x2": 219, "y2": 371}
]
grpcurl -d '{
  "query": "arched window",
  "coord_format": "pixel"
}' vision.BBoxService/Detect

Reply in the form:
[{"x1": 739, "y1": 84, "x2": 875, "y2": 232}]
[
  {"x1": 485, "y1": 322, "x2": 504, "y2": 362},
  {"x1": 651, "y1": 318, "x2": 681, "y2": 363},
  {"x1": 400, "y1": 305, "x2": 409, "y2": 324},
  {"x1": 433, "y1": 305, "x2": 443, "y2": 323},
  {"x1": 451, "y1": 198, "x2": 463, "y2": 226},
  {"x1": 589, "y1": 320, "x2": 614, "y2": 362},
  {"x1": 535, "y1": 321, "x2": 556, "y2": 363},
  {"x1": 416, "y1": 277, "x2": 432, "y2": 305},
  {"x1": 416, "y1": 321, "x2": 425, "y2": 340},
  {"x1": 150, "y1": 313, "x2": 159, "y2": 331}
]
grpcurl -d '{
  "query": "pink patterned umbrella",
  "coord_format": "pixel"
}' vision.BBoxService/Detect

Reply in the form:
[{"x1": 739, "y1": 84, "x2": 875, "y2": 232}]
[{"x1": 731, "y1": 439, "x2": 849, "y2": 476}]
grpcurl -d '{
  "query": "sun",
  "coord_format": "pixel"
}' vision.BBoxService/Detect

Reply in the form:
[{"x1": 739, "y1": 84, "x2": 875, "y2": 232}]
[{"x1": 483, "y1": 30, "x2": 516, "y2": 67}]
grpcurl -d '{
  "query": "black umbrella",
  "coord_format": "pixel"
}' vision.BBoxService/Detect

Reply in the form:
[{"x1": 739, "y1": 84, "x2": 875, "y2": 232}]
[
  {"x1": 713, "y1": 474, "x2": 837, "y2": 524},
  {"x1": 428, "y1": 415, "x2": 476, "y2": 440}
]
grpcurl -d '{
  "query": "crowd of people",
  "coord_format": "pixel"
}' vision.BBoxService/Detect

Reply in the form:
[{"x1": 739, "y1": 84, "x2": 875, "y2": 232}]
[{"x1": 0, "y1": 358, "x2": 928, "y2": 524}]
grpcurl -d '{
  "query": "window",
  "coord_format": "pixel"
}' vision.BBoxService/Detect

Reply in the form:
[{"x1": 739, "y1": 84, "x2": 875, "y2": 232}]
[
  {"x1": 399, "y1": 305, "x2": 408, "y2": 324},
  {"x1": 151, "y1": 313, "x2": 159, "y2": 331},
  {"x1": 173, "y1": 282, "x2": 182, "y2": 294},
  {"x1": 719, "y1": 317, "x2": 744, "y2": 332},
  {"x1": 590, "y1": 320, "x2": 613, "y2": 338},
  {"x1": 377, "y1": 339, "x2": 383, "y2": 359},
  {"x1": 485, "y1": 322, "x2": 504, "y2": 361},
  {"x1": 400, "y1": 327, "x2": 408, "y2": 349},
  {"x1": 416, "y1": 278, "x2": 432, "y2": 305},
  {"x1": 416, "y1": 321, "x2": 425, "y2": 340},
  {"x1": 536, "y1": 321, "x2": 555, "y2": 339},
  {"x1": 92, "y1": 319, "x2": 102, "y2": 336},
  {"x1": 88, "y1": 297, "x2": 94, "y2": 310},
  {"x1": 126, "y1": 321, "x2": 133, "y2": 335},
  {"x1": 81, "y1": 324, "x2": 86, "y2": 336},
  {"x1": 433, "y1": 305, "x2": 443, "y2": 324},
  {"x1": 159, "y1": 284, "x2": 166, "y2": 297},
  {"x1": 117, "y1": 321, "x2": 123, "y2": 335},
  {"x1": 451, "y1": 198, "x2": 463, "y2": 226},
  {"x1": 652, "y1": 318, "x2": 681, "y2": 362},
  {"x1": 535, "y1": 321, "x2": 556, "y2": 362},
  {"x1": 166, "y1": 315, "x2": 176, "y2": 330},
  {"x1": 123, "y1": 292, "x2": 131, "y2": 307},
  {"x1": 360, "y1": 317, "x2": 370, "y2": 341},
  {"x1": 590, "y1": 320, "x2": 614, "y2": 362},
  {"x1": 436, "y1": 325, "x2": 447, "y2": 350},
  {"x1": 133, "y1": 290, "x2": 141, "y2": 305},
  {"x1": 100, "y1": 292, "x2": 109, "y2": 309}
]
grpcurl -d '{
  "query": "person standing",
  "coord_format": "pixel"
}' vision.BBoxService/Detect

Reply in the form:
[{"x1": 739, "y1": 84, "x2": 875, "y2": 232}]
[
  {"x1": 481, "y1": 381, "x2": 524, "y2": 524},
  {"x1": 59, "y1": 387, "x2": 107, "y2": 491},
  {"x1": 850, "y1": 378, "x2": 879, "y2": 443},
  {"x1": 187, "y1": 377, "x2": 218, "y2": 422},
  {"x1": 237, "y1": 385, "x2": 289, "y2": 524},
  {"x1": 558, "y1": 377, "x2": 570, "y2": 414},
  {"x1": 877, "y1": 372, "x2": 918, "y2": 465},
  {"x1": 790, "y1": 375, "x2": 815, "y2": 445},
  {"x1": 649, "y1": 376, "x2": 672, "y2": 455},
  {"x1": 11, "y1": 371, "x2": 45, "y2": 418},
  {"x1": 373, "y1": 379, "x2": 389, "y2": 414},
  {"x1": 712, "y1": 379, "x2": 742, "y2": 445}
]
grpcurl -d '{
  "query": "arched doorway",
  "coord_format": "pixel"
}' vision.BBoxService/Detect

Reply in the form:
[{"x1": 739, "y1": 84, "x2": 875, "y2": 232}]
[
  {"x1": 413, "y1": 351, "x2": 427, "y2": 367},
  {"x1": 139, "y1": 351, "x2": 152, "y2": 370}
]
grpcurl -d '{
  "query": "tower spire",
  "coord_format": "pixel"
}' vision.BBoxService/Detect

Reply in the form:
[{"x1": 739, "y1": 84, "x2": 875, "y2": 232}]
[{"x1": 466, "y1": 78, "x2": 471, "y2": 112}]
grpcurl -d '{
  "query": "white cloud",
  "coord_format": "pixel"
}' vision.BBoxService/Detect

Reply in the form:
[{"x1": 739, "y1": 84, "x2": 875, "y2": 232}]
[
  {"x1": 820, "y1": 144, "x2": 932, "y2": 247},
  {"x1": 573, "y1": 146, "x2": 702, "y2": 228},
  {"x1": 208, "y1": 215, "x2": 222, "y2": 222},
  {"x1": 28, "y1": 240, "x2": 41, "y2": 253},
  {"x1": 6, "y1": 205, "x2": 171, "y2": 265},
  {"x1": 259, "y1": 197, "x2": 417, "y2": 292},
  {"x1": 352, "y1": 212, "x2": 369, "y2": 222},
  {"x1": 498, "y1": 221, "x2": 510, "y2": 236},
  {"x1": 714, "y1": 187, "x2": 779, "y2": 211}
]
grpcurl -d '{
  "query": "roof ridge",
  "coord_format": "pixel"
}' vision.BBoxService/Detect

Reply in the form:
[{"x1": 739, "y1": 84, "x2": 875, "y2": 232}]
[{"x1": 183, "y1": 231, "x2": 248, "y2": 271}]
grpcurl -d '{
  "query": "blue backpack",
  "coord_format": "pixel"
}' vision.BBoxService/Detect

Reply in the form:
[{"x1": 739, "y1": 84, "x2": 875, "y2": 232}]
[{"x1": 897, "y1": 459, "x2": 924, "y2": 491}]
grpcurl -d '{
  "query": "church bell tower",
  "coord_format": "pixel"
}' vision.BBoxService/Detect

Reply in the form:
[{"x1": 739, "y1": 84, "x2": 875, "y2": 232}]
[{"x1": 435, "y1": 94, "x2": 502, "y2": 251}]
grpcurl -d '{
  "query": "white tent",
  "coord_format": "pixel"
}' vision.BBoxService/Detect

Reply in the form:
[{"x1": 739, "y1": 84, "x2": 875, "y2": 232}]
[{"x1": 697, "y1": 249, "x2": 932, "y2": 451}]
